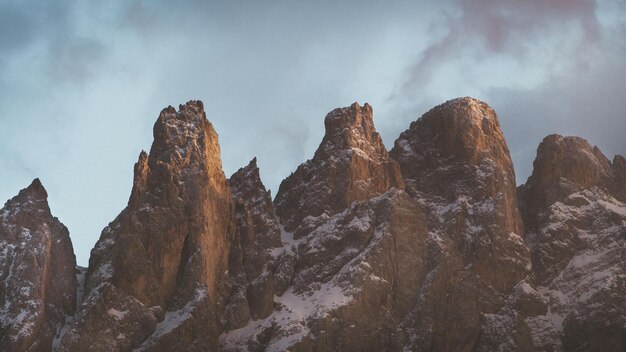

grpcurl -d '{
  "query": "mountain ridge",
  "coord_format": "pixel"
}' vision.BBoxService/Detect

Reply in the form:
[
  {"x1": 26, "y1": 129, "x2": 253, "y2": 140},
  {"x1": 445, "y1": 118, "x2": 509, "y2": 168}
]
[{"x1": 1, "y1": 97, "x2": 624, "y2": 352}]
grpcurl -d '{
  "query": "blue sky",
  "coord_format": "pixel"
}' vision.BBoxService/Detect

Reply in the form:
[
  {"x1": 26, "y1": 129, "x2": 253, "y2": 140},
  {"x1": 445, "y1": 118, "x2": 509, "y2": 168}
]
[{"x1": 1, "y1": 0, "x2": 625, "y2": 265}]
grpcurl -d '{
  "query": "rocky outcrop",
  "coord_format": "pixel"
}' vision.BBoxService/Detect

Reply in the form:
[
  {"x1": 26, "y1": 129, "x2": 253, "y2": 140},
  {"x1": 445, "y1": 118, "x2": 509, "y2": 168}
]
[
  {"x1": 390, "y1": 97, "x2": 530, "y2": 351},
  {"x1": 58, "y1": 101, "x2": 235, "y2": 351},
  {"x1": 613, "y1": 155, "x2": 626, "y2": 200},
  {"x1": 221, "y1": 188, "x2": 429, "y2": 352},
  {"x1": 518, "y1": 135, "x2": 624, "y2": 283},
  {"x1": 221, "y1": 104, "x2": 426, "y2": 351},
  {"x1": 0, "y1": 179, "x2": 76, "y2": 352},
  {"x1": 390, "y1": 97, "x2": 523, "y2": 235},
  {"x1": 274, "y1": 102, "x2": 404, "y2": 232},
  {"x1": 224, "y1": 158, "x2": 282, "y2": 329},
  {"x1": 518, "y1": 135, "x2": 615, "y2": 232},
  {"x1": 221, "y1": 98, "x2": 533, "y2": 351},
  {"x1": 517, "y1": 135, "x2": 626, "y2": 352}
]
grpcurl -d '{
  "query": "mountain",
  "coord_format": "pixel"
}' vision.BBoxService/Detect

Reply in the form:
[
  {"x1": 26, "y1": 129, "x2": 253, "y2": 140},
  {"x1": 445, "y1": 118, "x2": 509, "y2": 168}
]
[
  {"x1": 0, "y1": 179, "x2": 76, "y2": 352},
  {"x1": 58, "y1": 101, "x2": 235, "y2": 351},
  {"x1": 0, "y1": 98, "x2": 624, "y2": 352}
]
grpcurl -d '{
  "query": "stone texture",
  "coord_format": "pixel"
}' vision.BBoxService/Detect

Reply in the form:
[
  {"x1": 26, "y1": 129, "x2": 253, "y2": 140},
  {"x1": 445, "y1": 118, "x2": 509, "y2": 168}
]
[
  {"x1": 274, "y1": 102, "x2": 404, "y2": 232},
  {"x1": 0, "y1": 179, "x2": 76, "y2": 352},
  {"x1": 222, "y1": 103, "x2": 423, "y2": 352},
  {"x1": 221, "y1": 189, "x2": 429, "y2": 352},
  {"x1": 518, "y1": 135, "x2": 626, "y2": 352},
  {"x1": 58, "y1": 101, "x2": 235, "y2": 351},
  {"x1": 518, "y1": 134, "x2": 614, "y2": 233},
  {"x1": 224, "y1": 158, "x2": 282, "y2": 329},
  {"x1": 390, "y1": 97, "x2": 531, "y2": 351},
  {"x1": 2, "y1": 97, "x2": 623, "y2": 352}
]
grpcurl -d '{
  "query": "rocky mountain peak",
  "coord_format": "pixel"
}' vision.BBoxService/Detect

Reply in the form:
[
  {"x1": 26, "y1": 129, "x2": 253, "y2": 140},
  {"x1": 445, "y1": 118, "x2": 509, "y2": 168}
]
[
  {"x1": 224, "y1": 159, "x2": 282, "y2": 328},
  {"x1": 3, "y1": 97, "x2": 623, "y2": 352},
  {"x1": 316, "y1": 102, "x2": 383, "y2": 160},
  {"x1": 391, "y1": 97, "x2": 510, "y2": 177},
  {"x1": 0, "y1": 179, "x2": 76, "y2": 352},
  {"x1": 3, "y1": 178, "x2": 51, "y2": 217},
  {"x1": 529, "y1": 134, "x2": 612, "y2": 190},
  {"x1": 229, "y1": 157, "x2": 262, "y2": 197},
  {"x1": 59, "y1": 100, "x2": 235, "y2": 351},
  {"x1": 275, "y1": 103, "x2": 404, "y2": 232},
  {"x1": 518, "y1": 134, "x2": 616, "y2": 232},
  {"x1": 390, "y1": 96, "x2": 521, "y2": 231},
  {"x1": 516, "y1": 137, "x2": 626, "y2": 351},
  {"x1": 18, "y1": 177, "x2": 48, "y2": 201},
  {"x1": 149, "y1": 100, "x2": 221, "y2": 174}
]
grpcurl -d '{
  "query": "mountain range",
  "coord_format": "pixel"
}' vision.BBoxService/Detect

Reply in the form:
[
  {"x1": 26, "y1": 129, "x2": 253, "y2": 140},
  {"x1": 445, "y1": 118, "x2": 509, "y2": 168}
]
[{"x1": 1, "y1": 97, "x2": 624, "y2": 351}]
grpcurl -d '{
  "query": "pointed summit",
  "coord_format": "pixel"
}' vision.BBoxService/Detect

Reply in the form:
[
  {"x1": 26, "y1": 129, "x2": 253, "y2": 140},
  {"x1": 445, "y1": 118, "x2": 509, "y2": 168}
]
[
  {"x1": 391, "y1": 97, "x2": 512, "y2": 178},
  {"x1": 518, "y1": 134, "x2": 623, "y2": 233},
  {"x1": 22, "y1": 178, "x2": 47, "y2": 199},
  {"x1": 0, "y1": 180, "x2": 76, "y2": 351},
  {"x1": 316, "y1": 102, "x2": 380, "y2": 158},
  {"x1": 390, "y1": 96, "x2": 522, "y2": 233},
  {"x1": 274, "y1": 102, "x2": 404, "y2": 232},
  {"x1": 60, "y1": 100, "x2": 235, "y2": 351},
  {"x1": 519, "y1": 135, "x2": 613, "y2": 219},
  {"x1": 4, "y1": 178, "x2": 50, "y2": 213},
  {"x1": 225, "y1": 159, "x2": 281, "y2": 327}
]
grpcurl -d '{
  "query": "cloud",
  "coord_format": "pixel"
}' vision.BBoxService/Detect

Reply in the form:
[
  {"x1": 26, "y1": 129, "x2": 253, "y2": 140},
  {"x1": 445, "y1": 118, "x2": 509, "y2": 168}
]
[
  {"x1": 0, "y1": 0, "x2": 624, "y2": 265},
  {"x1": 397, "y1": 0, "x2": 601, "y2": 96},
  {"x1": 388, "y1": 0, "x2": 625, "y2": 183}
]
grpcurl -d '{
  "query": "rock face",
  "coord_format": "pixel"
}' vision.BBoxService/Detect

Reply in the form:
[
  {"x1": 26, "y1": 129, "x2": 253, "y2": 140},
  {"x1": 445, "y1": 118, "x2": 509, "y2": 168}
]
[
  {"x1": 391, "y1": 97, "x2": 523, "y2": 235},
  {"x1": 58, "y1": 101, "x2": 235, "y2": 351},
  {"x1": 0, "y1": 179, "x2": 76, "y2": 352},
  {"x1": 517, "y1": 135, "x2": 626, "y2": 352},
  {"x1": 221, "y1": 103, "x2": 426, "y2": 351},
  {"x1": 1, "y1": 97, "x2": 623, "y2": 352},
  {"x1": 518, "y1": 135, "x2": 615, "y2": 232},
  {"x1": 389, "y1": 97, "x2": 531, "y2": 351},
  {"x1": 223, "y1": 158, "x2": 281, "y2": 329},
  {"x1": 274, "y1": 102, "x2": 404, "y2": 232}
]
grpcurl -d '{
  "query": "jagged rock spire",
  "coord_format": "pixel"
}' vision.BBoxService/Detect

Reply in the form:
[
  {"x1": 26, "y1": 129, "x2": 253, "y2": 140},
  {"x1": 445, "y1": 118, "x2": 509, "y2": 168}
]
[
  {"x1": 59, "y1": 101, "x2": 235, "y2": 351},
  {"x1": 275, "y1": 102, "x2": 404, "y2": 232},
  {"x1": 0, "y1": 179, "x2": 76, "y2": 352}
]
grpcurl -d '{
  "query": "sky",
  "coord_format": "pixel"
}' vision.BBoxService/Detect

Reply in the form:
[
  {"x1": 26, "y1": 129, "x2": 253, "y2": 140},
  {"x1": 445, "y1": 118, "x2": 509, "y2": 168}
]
[{"x1": 1, "y1": 0, "x2": 625, "y2": 265}]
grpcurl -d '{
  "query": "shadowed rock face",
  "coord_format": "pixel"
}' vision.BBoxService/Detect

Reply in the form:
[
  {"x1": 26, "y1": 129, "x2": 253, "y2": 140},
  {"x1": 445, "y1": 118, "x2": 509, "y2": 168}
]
[
  {"x1": 516, "y1": 135, "x2": 626, "y2": 352},
  {"x1": 274, "y1": 102, "x2": 404, "y2": 232},
  {"x1": 221, "y1": 104, "x2": 425, "y2": 352},
  {"x1": 518, "y1": 135, "x2": 624, "y2": 282},
  {"x1": 518, "y1": 134, "x2": 614, "y2": 232},
  {"x1": 389, "y1": 97, "x2": 531, "y2": 351},
  {"x1": 0, "y1": 179, "x2": 76, "y2": 352},
  {"x1": 224, "y1": 158, "x2": 282, "y2": 329},
  {"x1": 58, "y1": 101, "x2": 235, "y2": 351},
  {"x1": 613, "y1": 155, "x2": 626, "y2": 200},
  {"x1": 391, "y1": 97, "x2": 523, "y2": 235}
]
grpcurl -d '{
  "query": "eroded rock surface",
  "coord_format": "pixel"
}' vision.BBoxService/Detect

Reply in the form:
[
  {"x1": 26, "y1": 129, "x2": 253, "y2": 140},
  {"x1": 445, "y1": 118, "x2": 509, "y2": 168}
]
[
  {"x1": 58, "y1": 101, "x2": 235, "y2": 351},
  {"x1": 390, "y1": 97, "x2": 531, "y2": 351},
  {"x1": 0, "y1": 179, "x2": 76, "y2": 352},
  {"x1": 224, "y1": 158, "x2": 282, "y2": 330},
  {"x1": 274, "y1": 102, "x2": 404, "y2": 232},
  {"x1": 517, "y1": 135, "x2": 626, "y2": 352}
]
